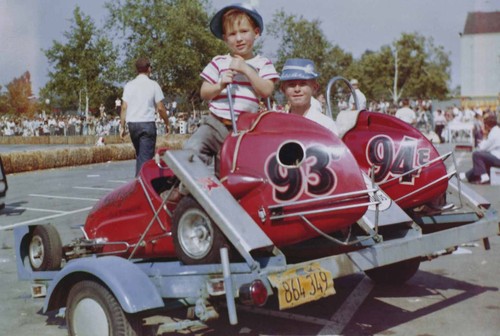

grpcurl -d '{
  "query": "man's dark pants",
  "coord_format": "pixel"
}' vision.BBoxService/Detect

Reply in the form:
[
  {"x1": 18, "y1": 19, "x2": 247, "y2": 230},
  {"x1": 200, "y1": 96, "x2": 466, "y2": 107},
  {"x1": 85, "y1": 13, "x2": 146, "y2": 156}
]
[
  {"x1": 465, "y1": 150, "x2": 500, "y2": 181},
  {"x1": 128, "y1": 122, "x2": 156, "y2": 176}
]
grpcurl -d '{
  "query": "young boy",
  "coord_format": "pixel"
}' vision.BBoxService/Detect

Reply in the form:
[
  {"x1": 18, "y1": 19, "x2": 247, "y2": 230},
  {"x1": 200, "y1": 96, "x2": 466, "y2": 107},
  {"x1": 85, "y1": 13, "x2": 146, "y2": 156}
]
[
  {"x1": 280, "y1": 58, "x2": 338, "y2": 135},
  {"x1": 184, "y1": 3, "x2": 279, "y2": 165}
]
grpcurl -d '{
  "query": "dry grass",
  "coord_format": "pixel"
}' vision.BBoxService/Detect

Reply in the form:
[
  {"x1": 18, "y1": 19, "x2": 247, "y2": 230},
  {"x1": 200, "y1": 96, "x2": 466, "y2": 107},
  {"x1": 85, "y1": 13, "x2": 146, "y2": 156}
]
[{"x1": 1, "y1": 134, "x2": 188, "y2": 174}]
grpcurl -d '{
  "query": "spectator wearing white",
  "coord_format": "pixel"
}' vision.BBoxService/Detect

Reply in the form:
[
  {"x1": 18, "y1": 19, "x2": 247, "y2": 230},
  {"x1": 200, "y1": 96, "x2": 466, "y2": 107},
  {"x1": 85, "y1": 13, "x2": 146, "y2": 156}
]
[
  {"x1": 120, "y1": 56, "x2": 169, "y2": 176},
  {"x1": 338, "y1": 99, "x2": 348, "y2": 111},
  {"x1": 171, "y1": 100, "x2": 178, "y2": 114},
  {"x1": 474, "y1": 105, "x2": 483, "y2": 117},
  {"x1": 463, "y1": 107, "x2": 475, "y2": 122},
  {"x1": 348, "y1": 79, "x2": 367, "y2": 110},
  {"x1": 395, "y1": 98, "x2": 416, "y2": 125},
  {"x1": 115, "y1": 97, "x2": 121, "y2": 115},
  {"x1": 459, "y1": 114, "x2": 500, "y2": 184},
  {"x1": 452, "y1": 104, "x2": 463, "y2": 121},
  {"x1": 433, "y1": 109, "x2": 447, "y2": 143}
]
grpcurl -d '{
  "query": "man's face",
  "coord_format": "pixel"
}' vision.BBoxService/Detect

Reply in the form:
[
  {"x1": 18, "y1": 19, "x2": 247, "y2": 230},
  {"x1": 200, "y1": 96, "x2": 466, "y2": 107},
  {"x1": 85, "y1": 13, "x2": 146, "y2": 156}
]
[
  {"x1": 282, "y1": 79, "x2": 318, "y2": 109},
  {"x1": 223, "y1": 17, "x2": 259, "y2": 59}
]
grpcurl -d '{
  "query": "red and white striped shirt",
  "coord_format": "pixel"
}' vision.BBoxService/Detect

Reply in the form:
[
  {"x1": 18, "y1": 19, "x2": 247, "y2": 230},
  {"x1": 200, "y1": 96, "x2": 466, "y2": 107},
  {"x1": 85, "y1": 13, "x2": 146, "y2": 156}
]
[{"x1": 201, "y1": 54, "x2": 279, "y2": 120}]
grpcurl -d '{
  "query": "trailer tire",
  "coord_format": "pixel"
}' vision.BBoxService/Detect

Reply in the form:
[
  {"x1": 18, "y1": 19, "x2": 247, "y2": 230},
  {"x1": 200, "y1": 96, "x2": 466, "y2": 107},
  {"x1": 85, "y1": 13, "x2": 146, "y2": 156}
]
[
  {"x1": 67, "y1": 280, "x2": 144, "y2": 336},
  {"x1": 28, "y1": 224, "x2": 62, "y2": 271},
  {"x1": 365, "y1": 258, "x2": 420, "y2": 285},
  {"x1": 172, "y1": 196, "x2": 230, "y2": 265}
]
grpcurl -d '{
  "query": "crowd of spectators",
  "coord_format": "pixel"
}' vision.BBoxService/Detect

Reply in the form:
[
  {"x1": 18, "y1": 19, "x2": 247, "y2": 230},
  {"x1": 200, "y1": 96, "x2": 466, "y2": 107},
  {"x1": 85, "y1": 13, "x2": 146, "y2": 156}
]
[
  {"x1": 0, "y1": 110, "x2": 202, "y2": 138},
  {"x1": 0, "y1": 114, "x2": 122, "y2": 137},
  {"x1": 1, "y1": 98, "x2": 497, "y2": 148},
  {"x1": 341, "y1": 96, "x2": 499, "y2": 147}
]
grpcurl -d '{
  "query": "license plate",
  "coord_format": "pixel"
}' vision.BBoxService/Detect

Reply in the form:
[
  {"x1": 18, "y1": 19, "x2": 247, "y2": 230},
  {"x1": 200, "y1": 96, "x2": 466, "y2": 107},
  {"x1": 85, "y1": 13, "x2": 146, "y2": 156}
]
[{"x1": 268, "y1": 262, "x2": 335, "y2": 310}]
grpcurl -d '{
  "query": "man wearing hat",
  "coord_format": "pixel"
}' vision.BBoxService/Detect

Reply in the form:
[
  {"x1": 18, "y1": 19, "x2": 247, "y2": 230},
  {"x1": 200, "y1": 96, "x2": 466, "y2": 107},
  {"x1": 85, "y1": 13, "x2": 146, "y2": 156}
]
[
  {"x1": 280, "y1": 58, "x2": 338, "y2": 135},
  {"x1": 459, "y1": 113, "x2": 500, "y2": 184},
  {"x1": 348, "y1": 78, "x2": 367, "y2": 110}
]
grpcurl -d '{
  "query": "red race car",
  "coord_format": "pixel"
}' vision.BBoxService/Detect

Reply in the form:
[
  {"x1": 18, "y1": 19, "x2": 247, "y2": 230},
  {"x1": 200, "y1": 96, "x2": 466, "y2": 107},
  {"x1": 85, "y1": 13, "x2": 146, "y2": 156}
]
[
  {"x1": 26, "y1": 111, "x2": 374, "y2": 270},
  {"x1": 25, "y1": 78, "x2": 450, "y2": 271}
]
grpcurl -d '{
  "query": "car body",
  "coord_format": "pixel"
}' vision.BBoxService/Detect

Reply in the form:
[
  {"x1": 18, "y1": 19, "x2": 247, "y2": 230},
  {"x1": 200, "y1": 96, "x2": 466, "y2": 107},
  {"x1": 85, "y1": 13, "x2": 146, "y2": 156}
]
[{"x1": 81, "y1": 112, "x2": 370, "y2": 262}]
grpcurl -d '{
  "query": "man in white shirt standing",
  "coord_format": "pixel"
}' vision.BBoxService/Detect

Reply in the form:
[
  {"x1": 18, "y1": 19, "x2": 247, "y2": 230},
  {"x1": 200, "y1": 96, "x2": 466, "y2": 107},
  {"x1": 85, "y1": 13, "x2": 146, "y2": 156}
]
[
  {"x1": 280, "y1": 58, "x2": 338, "y2": 135},
  {"x1": 348, "y1": 79, "x2": 367, "y2": 110},
  {"x1": 395, "y1": 98, "x2": 417, "y2": 125},
  {"x1": 120, "y1": 57, "x2": 169, "y2": 176}
]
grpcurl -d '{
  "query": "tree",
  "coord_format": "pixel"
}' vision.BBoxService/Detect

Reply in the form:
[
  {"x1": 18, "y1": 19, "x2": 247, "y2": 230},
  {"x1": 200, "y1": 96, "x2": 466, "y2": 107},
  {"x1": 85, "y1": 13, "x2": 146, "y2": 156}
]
[
  {"x1": 0, "y1": 85, "x2": 7, "y2": 115},
  {"x1": 352, "y1": 33, "x2": 451, "y2": 103},
  {"x1": 104, "y1": 0, "x2": 227, "y2": 112},
  {"x1": 0, "y1": 71, "x2": 37, "y2": 116},
  {"x1": 267, "y1": 10, "x2": 353, "y2": 90},
  {"x1": 41, "y1": 7, "x2": 118, "y2": 115}
]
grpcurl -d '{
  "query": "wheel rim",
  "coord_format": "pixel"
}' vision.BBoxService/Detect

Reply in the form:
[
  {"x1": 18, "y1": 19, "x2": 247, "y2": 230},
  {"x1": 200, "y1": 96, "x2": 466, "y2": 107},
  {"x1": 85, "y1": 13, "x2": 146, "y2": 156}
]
[
  {"x1": 72, "y1": 298, "x2": 109, "y2": 336},
  {"x1": 178, "y1": 208, "x2": 213, "y2": 259},
  {"x1": 28, "y1": 235, "x2": 44, "y2": 269}
]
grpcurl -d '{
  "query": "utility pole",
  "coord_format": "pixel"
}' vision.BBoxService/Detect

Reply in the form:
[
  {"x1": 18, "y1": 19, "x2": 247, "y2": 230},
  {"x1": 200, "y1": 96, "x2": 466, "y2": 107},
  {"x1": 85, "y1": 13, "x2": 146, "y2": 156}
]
[
  {"x1": 390, "y1": 47, "x2": 403, "y2": 104},
  {"x1": 393, "y1": 48, "x2": 399, "y2": 104},
  {"x1": 85, "y1": 86, "x2": 89, "y2": 120}
]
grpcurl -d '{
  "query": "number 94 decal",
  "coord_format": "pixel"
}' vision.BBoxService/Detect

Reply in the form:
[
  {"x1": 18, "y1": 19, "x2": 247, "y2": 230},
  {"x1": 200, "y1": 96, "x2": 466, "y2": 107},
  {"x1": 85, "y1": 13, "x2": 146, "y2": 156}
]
[
  {"x1": 366, "y1": 135, "x2": 430, "y2": 185},
  {"x1": 266, "y1": 145, "x2": 338, "y2": 203}
]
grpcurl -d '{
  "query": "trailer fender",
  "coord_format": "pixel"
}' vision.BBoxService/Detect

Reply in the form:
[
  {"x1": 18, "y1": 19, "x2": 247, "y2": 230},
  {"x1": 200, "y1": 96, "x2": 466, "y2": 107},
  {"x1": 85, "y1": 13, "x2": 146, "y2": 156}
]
[
  {"x1": 14, "y1": 226, "x2": 31, "y2": 280},
  {"x1": 43, "y1": 255, "x2": 164, "y2": 314}
]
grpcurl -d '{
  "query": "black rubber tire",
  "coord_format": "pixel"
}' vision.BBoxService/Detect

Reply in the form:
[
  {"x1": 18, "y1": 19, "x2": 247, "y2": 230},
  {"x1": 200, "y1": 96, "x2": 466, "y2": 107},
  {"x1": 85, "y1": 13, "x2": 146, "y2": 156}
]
[
  {"x1": 364, "y1": 258, "x2": 421, "y2": 285},
  {"x1": 66, "y1": 280, "x2": 143, "y2": 336},
  {"x1": 172, "y1": 196, "x2": 230, "y2": 265},
  {"x1": 28, "y1": 224, "x2": 63, "y2": 271}
]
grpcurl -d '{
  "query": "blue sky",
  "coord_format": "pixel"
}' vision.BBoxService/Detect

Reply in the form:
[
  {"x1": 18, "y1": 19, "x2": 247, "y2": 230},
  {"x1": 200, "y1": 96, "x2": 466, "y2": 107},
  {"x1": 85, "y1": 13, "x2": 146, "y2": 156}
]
[{"x1": 1, "y1": 0, "x2": 498, "y2": 95}]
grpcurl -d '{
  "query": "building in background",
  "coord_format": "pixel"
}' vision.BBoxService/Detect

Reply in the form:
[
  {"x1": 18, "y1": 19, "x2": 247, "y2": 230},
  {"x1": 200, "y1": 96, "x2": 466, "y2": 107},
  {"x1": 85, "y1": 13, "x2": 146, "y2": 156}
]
[{"x1": 460, "y1": 11, "x2": 500, "y2": 109}]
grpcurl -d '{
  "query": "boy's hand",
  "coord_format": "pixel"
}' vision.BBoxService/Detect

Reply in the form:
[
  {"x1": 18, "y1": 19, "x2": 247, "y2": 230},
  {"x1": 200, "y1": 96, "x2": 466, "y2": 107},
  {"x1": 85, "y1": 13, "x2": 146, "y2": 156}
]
[
  {"x1": 229, "y1": 55, "x2": 248, "y2": 74},
  {"x1": 220, "y1": 70, "x2": 235, "y2": 87}
]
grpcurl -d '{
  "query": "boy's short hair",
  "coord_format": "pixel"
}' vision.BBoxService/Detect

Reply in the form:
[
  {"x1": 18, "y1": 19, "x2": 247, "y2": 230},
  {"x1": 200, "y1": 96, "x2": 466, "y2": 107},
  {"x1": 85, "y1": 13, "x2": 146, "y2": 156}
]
[
  {"x1": 222, "y1": 9, "x2": 258, "y2": 36},
  {"x1": 135, "y1": 57, "x2": 151, "y2": 73},
  {"x1": 210, "y1": 3, "x2": 263, "y2": 39}
]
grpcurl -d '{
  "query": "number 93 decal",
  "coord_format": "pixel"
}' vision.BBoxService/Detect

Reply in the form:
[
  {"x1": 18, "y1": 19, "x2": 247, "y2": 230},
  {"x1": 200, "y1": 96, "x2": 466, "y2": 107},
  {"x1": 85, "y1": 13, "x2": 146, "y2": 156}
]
[
  {"x1": 266, "y1": 144, "x2": 338, "y2": 202},
  {"x1": 366, "y1": 135, "x2": 430, "y2": 185}
]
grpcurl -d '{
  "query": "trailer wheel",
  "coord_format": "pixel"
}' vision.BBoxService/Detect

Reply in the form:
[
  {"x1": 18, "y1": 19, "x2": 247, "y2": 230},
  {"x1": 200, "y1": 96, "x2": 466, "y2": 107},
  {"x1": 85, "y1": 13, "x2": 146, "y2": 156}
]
[
  {"x1": 28, "y1": 224, "x2": 62, "y2": 271},
  {"x1": 172, "y1": 196, "x2": 230, "y2": 265},
  {"x1": 365, "y1": 258, "x2": 421, "y2": 285},
  {"x1": 67, "y1": 280, "x2": 143, "y2": 336}
]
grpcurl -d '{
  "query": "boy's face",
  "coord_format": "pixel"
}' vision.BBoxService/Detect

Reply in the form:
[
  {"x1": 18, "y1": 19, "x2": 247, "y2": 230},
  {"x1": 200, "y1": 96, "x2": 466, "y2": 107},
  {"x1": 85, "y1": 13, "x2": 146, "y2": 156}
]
[
  {"x1": 281, "y1": 79, "x2": 319, "y2": 109},
  {"x1": 223, "y1": 16, "x2": 259, "y2": 59}
]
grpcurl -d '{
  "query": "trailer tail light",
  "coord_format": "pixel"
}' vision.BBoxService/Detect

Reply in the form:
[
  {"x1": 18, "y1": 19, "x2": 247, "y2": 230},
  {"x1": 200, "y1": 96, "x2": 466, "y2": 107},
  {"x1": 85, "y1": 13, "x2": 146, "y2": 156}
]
[{"x1": 239, "y1": 280, "x2": 268, "y2": 306}]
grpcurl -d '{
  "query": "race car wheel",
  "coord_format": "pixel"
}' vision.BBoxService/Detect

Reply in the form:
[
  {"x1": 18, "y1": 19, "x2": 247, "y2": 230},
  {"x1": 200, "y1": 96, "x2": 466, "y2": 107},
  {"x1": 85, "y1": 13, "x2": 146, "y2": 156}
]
[
  {"x1": 67, "y1": 280, "x2": 143, "y2": 336},
  {"x1": 28, "y1": 224, "x2": 63, "y2": 271},
  {"x1": 172, "y1": 196, "x2": 230, "y2": 265},
  {"x1": 364, "y1": 258, "x2": 421, "y2": 285}
]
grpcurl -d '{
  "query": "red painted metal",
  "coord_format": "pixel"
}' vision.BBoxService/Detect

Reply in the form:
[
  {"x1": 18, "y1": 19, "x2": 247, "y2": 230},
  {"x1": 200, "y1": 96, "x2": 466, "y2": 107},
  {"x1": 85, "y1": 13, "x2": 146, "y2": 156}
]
[
  {"x1": 83, "y1": 111, "x2": 369, "y2": 259},
  {"x1": 342, "y1": 111, "x2": 448, "y2": 209}
]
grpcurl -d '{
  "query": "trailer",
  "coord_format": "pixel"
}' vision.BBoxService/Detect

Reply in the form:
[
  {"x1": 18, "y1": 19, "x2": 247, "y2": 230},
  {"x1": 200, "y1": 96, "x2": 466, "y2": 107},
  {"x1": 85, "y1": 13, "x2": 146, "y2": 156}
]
[
  {"x1": 12, "y1": 77, "x2": 500, "y2": 335},
  {"x1": 14, "y1": 148, "x2": 499, "y2": 336}
]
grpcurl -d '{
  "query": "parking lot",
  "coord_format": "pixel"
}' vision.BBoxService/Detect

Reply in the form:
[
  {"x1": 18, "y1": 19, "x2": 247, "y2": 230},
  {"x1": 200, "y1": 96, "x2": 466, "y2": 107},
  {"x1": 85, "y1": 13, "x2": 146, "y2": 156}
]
[{"x1": 0, "y1": 146, "x2": 499, "y2": 335}]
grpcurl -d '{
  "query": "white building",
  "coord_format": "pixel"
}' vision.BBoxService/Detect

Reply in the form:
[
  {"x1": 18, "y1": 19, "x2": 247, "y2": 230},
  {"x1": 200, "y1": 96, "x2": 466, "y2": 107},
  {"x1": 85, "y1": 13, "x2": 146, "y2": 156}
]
[{"x1": 460, "y1": 11, "x2": 500, "y2": 106}]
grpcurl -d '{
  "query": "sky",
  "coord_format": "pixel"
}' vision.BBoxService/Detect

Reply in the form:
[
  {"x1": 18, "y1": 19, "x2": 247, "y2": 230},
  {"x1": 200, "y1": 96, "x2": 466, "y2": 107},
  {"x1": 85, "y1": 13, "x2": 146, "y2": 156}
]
[{"x1": 1, "y1": 0, "x2": 499, "y2": 96}]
